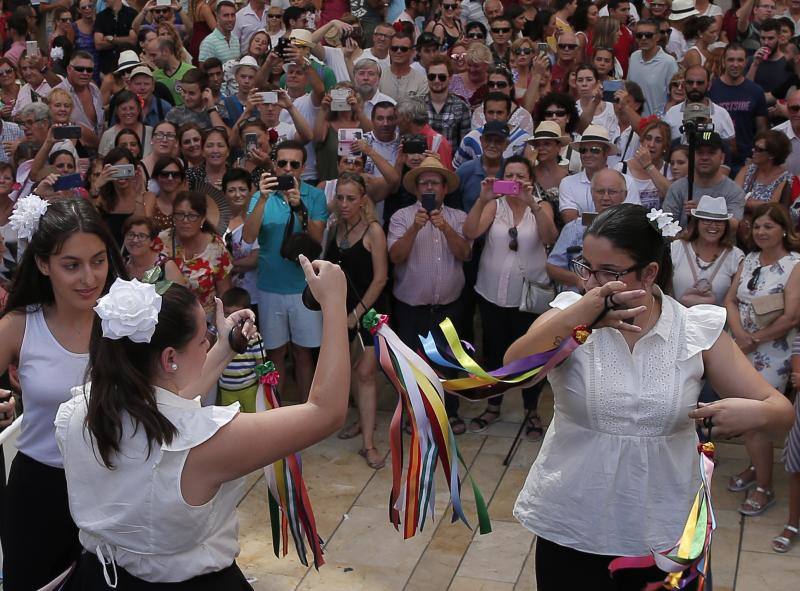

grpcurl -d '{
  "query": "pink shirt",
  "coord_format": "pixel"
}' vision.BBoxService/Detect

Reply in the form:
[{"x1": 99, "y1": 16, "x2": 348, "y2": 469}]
[{"x1": 388, "y1": 203, "x2": 468, "y2": 306}]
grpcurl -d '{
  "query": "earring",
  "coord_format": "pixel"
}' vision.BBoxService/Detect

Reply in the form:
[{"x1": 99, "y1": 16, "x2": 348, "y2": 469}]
[
  {"x1": 170, "y1": 363, "x2": 178, "y2": 371},
  {"x1": 785, "y1": 232, "x2": 788, "y2": 237}
]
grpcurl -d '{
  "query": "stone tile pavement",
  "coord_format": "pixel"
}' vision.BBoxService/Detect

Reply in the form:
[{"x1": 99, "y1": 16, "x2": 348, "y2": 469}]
[{"x1": 234, "y1": 386, "x2": 800, "y2": 591}]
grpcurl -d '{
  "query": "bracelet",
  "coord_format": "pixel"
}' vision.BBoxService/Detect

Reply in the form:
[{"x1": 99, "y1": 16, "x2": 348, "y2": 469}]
[{"x1": 572, "y1": 324, "x2": 591, "y2": 344}]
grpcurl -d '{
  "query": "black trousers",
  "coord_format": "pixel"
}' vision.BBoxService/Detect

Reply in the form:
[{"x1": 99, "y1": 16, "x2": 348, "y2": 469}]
[
  {"x1": 65, "y1": 553, "x2": 253, "y2": 590},
  {"x1": 535, "y1": 537, "x2": 701, "y2": 591},
  {"x1": 1, "y1": 452, "x2": 81, "y2": 591},
  {"x1": 391, "y1": 296, "x2": 464, "y2": 417},
  {"x1": 477, "y1": 296, "x2": 543, "y2": 411}
]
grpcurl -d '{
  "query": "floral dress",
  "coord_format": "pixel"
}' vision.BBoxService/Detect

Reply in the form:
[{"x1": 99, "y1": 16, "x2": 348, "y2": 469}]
[
  {"x1": 159, "y1": 230, "x2": 233, "y2": 316},
  {"x1": 736, "y1": 251, "x2": 800, "y2": 390},
  {"x1": 742, "y1": 164, "x2": 791, "y2": 202}
]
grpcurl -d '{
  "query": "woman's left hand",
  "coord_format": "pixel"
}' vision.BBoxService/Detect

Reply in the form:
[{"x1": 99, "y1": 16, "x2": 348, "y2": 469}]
[
  {"x1": 634, "y1": 145, "x2": 653, "y2": 170},
  {"x1": 520, "y1": 182, "x2": 539, "y2": 210},
  {"x1": 689, "y1": 399, "x2": 768, "y2": 439},
  {"x1": 214, "y1": 297, "x2": 257, "y2": 354}
]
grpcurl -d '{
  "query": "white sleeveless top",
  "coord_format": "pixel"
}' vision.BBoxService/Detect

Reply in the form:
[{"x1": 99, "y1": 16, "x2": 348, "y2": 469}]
[
  {"x1": 17, "y1": 307, "x2": 89, "y2": 468},
  {"x1": 514, "y1": 290, "x2": 726, "y2": 556},
  {"x1": 55, "y1": 385, "x2": 244, "y2": 583}
]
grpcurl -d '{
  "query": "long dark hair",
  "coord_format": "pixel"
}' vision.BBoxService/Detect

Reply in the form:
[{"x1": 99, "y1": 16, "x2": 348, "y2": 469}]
[
  {"x1": 585, "y1": 203, "x2": 674, "y2": 293},
  {"x1": 85, "y1": 284, "x2": 200, "y2": 468},
  {"x1": 99, "y1": 146, "x2": 136, "y2": 213},
  {"x1": 3, "y1": 199, "x2": 127, "y2": 314}
]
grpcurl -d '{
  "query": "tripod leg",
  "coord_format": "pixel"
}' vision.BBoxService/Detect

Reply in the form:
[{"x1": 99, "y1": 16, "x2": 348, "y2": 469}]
[{"x1": 504, "y1": 407, "x2": 533, "y2": 466}]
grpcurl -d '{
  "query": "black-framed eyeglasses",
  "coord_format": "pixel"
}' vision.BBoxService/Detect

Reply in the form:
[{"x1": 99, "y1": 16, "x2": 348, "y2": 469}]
[
  {"x1": 508, "y1": 226, "x2": 518, "y2": 251},
  {"x1": 570, "y1": 258, "x2": 647, "y2": 283},
  {"x1": 427, "y1": 73, "x2": 447, "y2": 82},
  {"x1": 277, "y1": 159, "x2": 302, "y2": 169},
  {"x1": 747, "y1": 266, "x2": 762, "y2": 291},
  {"x1": 125, "y1": 232, "x2": 151, "y2": 242},
  {"x1": 172, "y1": 212, "x2": 201, "y2": 222}
]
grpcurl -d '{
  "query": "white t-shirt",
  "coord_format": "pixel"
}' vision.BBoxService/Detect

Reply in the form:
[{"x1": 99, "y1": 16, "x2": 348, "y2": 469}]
[
  {"x1": 670, "y1": 240, "x2": 744, "y2": 305},
  {"x1": 575, "y1": 101, "x2": 621, "y2": 142},
  {"x1": 322, "y1": 46, "x2": 351, "y2": 83},
  {"x1": 558, "y1": 170, "x2": 641, "y2": 215},
  {"x1": 356, "y1": 48, "x2": 390, "y2": 73},
  {"x1": 663, "y1": 100, "x2": 735, "y2": 141}
]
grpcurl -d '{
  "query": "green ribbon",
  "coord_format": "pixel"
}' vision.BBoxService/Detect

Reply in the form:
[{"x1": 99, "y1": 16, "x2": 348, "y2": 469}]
[
  {"x1": 255, "y1": 361, "x2": 277, "y2": 377},
  {"x1": 361, "y1": 308, "x2": 380, "y2": 330}
]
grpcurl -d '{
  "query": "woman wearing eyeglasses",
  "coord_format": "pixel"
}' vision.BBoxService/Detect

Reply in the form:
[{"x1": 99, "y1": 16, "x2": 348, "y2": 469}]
[
  {"x1": 425, "y1": 0, "x2": 463, "y2": 50},
  {"x1": 49, "y1": 6, "x2": 75, "y2": 48},
  {"x1": 510, "y1": 38, "x2": 538, "y2": 102},
  {"x1": 734, "y1": 130, "x2": 793, "y2": 215},
  {"x1": 508, "y1": 202, "x2": 794, "y2": 589},
  {"x1": 535, "y1": 92, "x2": 583, "y2": 172},
  {"x1": 159, "y1": 190, "x2": 232, "y2": 316},
  {"x1": 98, "y1": 90, "x2": 153, "y2": 158},
  {"x1": 723, "y1": 203, "x2": 800, "y2": 519},
  {"x1": 145, "y1": 156, "x2": 188, "y2": 231},
  {"x1": 658, "y1": 72, "x2": 686, "y2": 117},
  {"x1": 141, "y1": 120, "x2": 179, "y2": 182},
  {"x1": 464, "y1": 155, "x2": 558, "y2": 438},
  {"x1": 0, "y1": 58, "x2": 19, "y2": 121},
  {"x1": 122, "y1": 215, "x2": 185, "y2": 284},
  {"x1": 681, "y1": 16, "x2": 720, "y2": 69}
]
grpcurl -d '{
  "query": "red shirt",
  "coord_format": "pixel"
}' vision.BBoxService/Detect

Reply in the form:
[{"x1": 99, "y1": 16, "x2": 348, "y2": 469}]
[
  {"x1": 419, "y1": 124, "x2": 454, "y2": 170},
  {"x1": 614, "y1": 25, "x2": 635, "y2": 77}
]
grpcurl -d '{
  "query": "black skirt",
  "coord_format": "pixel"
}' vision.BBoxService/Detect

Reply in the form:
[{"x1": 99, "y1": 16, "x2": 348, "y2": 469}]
[{"x1": 65, "y1": 552, "x2": 254, "y2": 590}]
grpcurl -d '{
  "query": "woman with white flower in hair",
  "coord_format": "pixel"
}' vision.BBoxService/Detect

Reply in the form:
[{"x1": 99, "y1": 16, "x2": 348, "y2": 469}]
[
  {"x1": 0, "y1": 197, "x2": 127, "y2": 589},
  {"x1": 504, "y1": 204, "x2": 794, "y2": 589},
  {"x1": 54, "y1": 256, "x2": 349, "y2": 589}
]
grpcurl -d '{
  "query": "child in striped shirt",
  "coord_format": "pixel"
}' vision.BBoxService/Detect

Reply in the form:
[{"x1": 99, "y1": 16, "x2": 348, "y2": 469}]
[{"x1": 218, "y1": 288, "x2": 263, "y2": 413}]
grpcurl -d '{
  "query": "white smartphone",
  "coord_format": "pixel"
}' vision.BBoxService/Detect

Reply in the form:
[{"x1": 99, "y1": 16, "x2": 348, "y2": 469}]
[
  {"x1": 26, "y1": 41, "x2": 39, "y2": 58},
  {"x1": 330, "y1": 88, "x2": 351, "y2": 112},
  {"x1": 259, "y1": 91, "x2": 278, "y2": 104}
]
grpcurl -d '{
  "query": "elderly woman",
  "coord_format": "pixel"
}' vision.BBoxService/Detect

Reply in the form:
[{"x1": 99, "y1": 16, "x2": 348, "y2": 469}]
[
  {"x1": 449, "y1": 42, "x2": 492, "y2": 106},
  {"x1": 725, "y1": 203, "x2": 800, "y2": 517},
  {"x1": 122, "y1": 214, "x2": 184, "y2": 284},
  {"x1": 16, "y1": 102, "x2": 51, "y2": 148},
  {"x1": 159, "y1": 190, "x2": 233, "y2": 317},
  {"x1": 98, "y1": 90, "x2": 153, "y2": 157},
  {"x1": 464, "y1": 155, "x2": 558, "y2": 438},
  {"x1": 12, "y1": 53, "x2": 55, "y2": 117},
  {"x1": 0, "y1": 57, "x2": 19, "y2": 121}
]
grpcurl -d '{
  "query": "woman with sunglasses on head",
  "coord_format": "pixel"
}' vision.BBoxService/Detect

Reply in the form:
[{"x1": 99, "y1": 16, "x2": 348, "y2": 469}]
[
  {"x1": 187, "y1": 127, "x2": 231, "y2": 191},
  {"x1": 425, "y1": 0, "x2": 463, "y2": 50},
  {"x1": 724, "y1": 203, "x2": 800, "y2": 520},
  {"x1": 122, "y1": 214, "x2": 185, "y2": 284},
  {"x1": 98, "y1": 90, "x2": 153, "y2": 158},
  {"x1": 0, "y1": 198, "x2": 127, "y2": 590},
  {"x1": 658, "y1": 71, "x2": 686, "y2": 117},
  {"x1": 160, "y1": 190, "x2": 232, "y2": 317},
  {"x1": 575, "y1": 63, "x2": 621, "y2": 141},
  {"x1": 97, "y1": 147, "x2": 154, "y2": 247},
  {"x1": 141, "y1": 120, "x2": 179, "y2": 182},
  {"x1": 507, "y1": 202, "x2": 794, "y2": 589},
  {"x1": 448, "y1": 40, "x2": 469, "y2": 76},
  {"x1": 464, "y1": 155, "x2": 558, "y2": 438},
  {"x1": 145, "y1": 156, "x2": 188, "y2": 232},
  {"x1": 471, "y1": 65, "x2": 536, "y2": 134},
  {"x1": 0, "y1": 57, "x2": 19, "y2": 121}
]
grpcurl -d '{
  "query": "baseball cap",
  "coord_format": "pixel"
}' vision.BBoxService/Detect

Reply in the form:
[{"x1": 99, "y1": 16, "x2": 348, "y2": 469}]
[
  {"x1": 696, "y1": 131, "x2": 724, "y2": 150},
  {"x1": 483, "y1": 121, "x2": 510, "y2": 139}
]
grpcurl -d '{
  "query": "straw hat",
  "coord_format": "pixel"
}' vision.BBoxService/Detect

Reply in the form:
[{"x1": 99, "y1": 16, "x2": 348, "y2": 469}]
[
  {"x1": 690, "y1": 195, "x2": 733, "y2": 221},
  {"x1": 569, "y1": 124, "x2": 619, "y2": 155},
  {"x1": 289, "y1": 29, "x2": 314, "y2": 47},
  {"x1": 115, "y1": 50, "x2": 140, "y2": 74},
  {"x1": 234, "y1": 55, "x2": 260, "y2": 72},
  {"x1": 669, "y1": 0, "x2": 699, "y2": 21},
  {"x1": 402, "y1": 156, "x2": 460, "y2": 194},
  {"x1": 528, "y1": 121, "x2": 570, "y2": 145}
]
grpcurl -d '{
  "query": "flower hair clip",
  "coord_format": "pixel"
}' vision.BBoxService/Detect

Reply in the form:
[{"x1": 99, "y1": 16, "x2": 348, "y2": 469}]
[
  {"x1": 9, "y1": 194, "x2": 49, "y2": 241},
  {"x1": 94, "y1": 278, "x2": 162, "y2": 343},
  {"x1": 646, "y1": 208, "x2": 682, "y2": 238}
]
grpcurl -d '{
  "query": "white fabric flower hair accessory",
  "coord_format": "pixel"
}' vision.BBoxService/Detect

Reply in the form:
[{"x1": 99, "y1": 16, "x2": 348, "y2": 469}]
[
  {"x1": 50, "y1": 47, "x2": 64, "y2": 61},
  {"x1": 9, "y1": 194, "x2": 49, "y2": 240},
  {"x1": 646, "y1": 208, "x2": 682, "y2": 238},
  {"x1": 94, "y1": 279, "x2": 163, "y2": 343}
]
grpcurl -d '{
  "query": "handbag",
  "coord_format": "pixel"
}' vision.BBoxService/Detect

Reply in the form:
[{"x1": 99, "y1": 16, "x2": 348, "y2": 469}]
[
  {"x1": 680, "y1": 242, "x2": 731, "y2": 305},
  {"x1": 519, "y1": 279, "x2": 555, "y2": 315},
  {"x1": 280, "y1": 201, "x2": 321, "y2": 263},
  {"x1": 751, "y1": 292, "x2": 785, "y2": 329}
]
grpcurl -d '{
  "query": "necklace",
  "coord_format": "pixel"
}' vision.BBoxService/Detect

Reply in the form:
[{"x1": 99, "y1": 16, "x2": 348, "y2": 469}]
[
  {"x1": 694, "y1": 251, "x2": 717, "y2": 271},
  {"x1": 339, "y1": 219, "x2": 363, "y2": 250}
]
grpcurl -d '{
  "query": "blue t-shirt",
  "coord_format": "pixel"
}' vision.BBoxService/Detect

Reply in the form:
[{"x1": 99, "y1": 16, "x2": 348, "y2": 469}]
[
  {"x1": 247, "y1": 182, "x2": 328, "y2": 294},
  {"x1": 708, "y1": 79, "x2": 768, "y2": 164}
]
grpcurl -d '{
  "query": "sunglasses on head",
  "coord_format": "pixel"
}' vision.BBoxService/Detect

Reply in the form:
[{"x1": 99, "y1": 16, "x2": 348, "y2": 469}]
[
  {"x1": 492, "y1": 27, "x2": 511, "y2": 34},
  {"x1": 635, "y1": 32, "x2": 656, "y2": 39},
  {"x1": 277, "y1": 159, "x2": 302, "y2": 169},
  {"x1": 427, "y1": 73, "x2": 447, "y2": 81},
  {"x1": 578, "y1": 146, "x2": 604, "y2": 155},
  {"x1": 515, "y1": 47, "x2": 533, "y2": 55},
  {"x1": 558, "y1": 43, "x2": 578, "y2": 50},
  {"x1": 71, "y1": 65, "x2": 94, "y2": 73}
]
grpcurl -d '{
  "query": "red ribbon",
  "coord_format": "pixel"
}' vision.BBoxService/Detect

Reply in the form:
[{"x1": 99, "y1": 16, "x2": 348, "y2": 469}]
[{"x1": 260, "y1": 371, "x2": 280, "y2": 386}]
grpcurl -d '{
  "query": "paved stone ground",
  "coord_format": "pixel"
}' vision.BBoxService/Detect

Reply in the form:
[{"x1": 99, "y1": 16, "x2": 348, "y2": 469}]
[{"x1": 235, "y1": 385, "x2": 800, "y2": 591}]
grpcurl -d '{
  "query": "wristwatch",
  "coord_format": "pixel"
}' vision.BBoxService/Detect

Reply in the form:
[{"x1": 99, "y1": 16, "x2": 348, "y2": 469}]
[{"x1": 207, "y1": 106, "x2": 218, "y2": 113}]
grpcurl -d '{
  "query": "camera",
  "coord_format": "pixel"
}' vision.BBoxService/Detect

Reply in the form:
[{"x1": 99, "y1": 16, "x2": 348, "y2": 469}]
[
  {"x1": 680, "y1": 102, "x2": 714, "y2": 135},
  {"x1": 402, "y1": 134, "x2": 427, "y2": 154}
]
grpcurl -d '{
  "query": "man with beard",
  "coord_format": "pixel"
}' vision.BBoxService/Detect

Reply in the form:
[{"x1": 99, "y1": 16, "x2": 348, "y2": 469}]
[
  {"x1": 746, "y1": 18, "x2": 794, "y2": 93},
  {"x1": 353, "y1": 60, "x2": 396, "y2": 119},
  {"x1": 426, "y1": 55, "x2": 471, "y2": 150},
  {"x1": 662, "y1": 131, "x2": 745, "y2": 227},
  {"x1": 663, "y1": 65, "x2": 735, "y2": 151},
  {"x1": 709, "y1": 43, "x2": 768, "y2": 174}
]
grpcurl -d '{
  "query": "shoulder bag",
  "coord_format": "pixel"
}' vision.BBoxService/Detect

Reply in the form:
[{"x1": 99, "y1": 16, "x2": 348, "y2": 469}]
[{"x1": 280, "y1": 201, "x2": 322, "y2": 264}]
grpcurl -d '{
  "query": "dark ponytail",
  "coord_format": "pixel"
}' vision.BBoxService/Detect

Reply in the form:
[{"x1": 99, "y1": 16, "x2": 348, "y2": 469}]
[
  {"x1": 85, "y1": 284, "x2": 200, "y2": 468},
  {"x1": 585, "y1": 203, "x2": 674, "y2": 295}
]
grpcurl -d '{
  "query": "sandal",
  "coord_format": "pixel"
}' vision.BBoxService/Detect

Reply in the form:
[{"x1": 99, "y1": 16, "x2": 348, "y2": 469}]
[
  {"x1": 358, "y1": 447, "x2": 385, "y2": 470},
  {"x1": 525, "y1": 414, "x2": 545, "y2": 442},
  {"x1": 772, "y1": 525, "x2": 799, "y2": 553},
  {"x1": 337, "y1": 421, "x2": 362, "y2": 440},
  {"x1": 449, "y1": 415, "x2": 467, "y2": 435},
  {"x1": 728, "y1": 465, "x2": 757, "y2": 492},
  {"x1": 469, "y1": 407, "x2": 501, "y2": 433},
  {"x1": 739, "y1": 486, "x2": 776, "y2": 516}
]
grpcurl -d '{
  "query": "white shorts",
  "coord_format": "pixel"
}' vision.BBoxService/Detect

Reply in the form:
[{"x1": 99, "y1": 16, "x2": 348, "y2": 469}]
[{"x1": 256, "y1": 291, "x2": 323, "y2": 350}]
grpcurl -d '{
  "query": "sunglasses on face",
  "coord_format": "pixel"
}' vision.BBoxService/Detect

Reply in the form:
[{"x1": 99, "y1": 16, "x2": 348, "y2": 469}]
[
  {"x1": 492, "y1": 27, "x2": 511, "y2": 34},
  {"x1": 578, "y1": 146, "x2": 604, "y2": 155},
  {"x1": 391, "y1": 45, "x2": 412, "y2": 52},
  {"x1": 0, "y1": 69, "x2": 14, "y2": 76},
  {"x1": 488, "y1": 80, "x2": 509, "y2": 88},
  {"x1": 427, "y1": 73, "x2": 448, "y2": 81},
  {"x1": 753, "y1": 145, "x2": 769, "y2": 153},
  {"x1": 277, "y1": 159, "x2": 302, "y2": 169},
  {"x1": 58, "y1": 17, "x2": 72, "y2": 23},
  {"x1": 153, "y1": 8, "x2": 170, "y2": 14},
  {"x1": 467, "y1": 32, "x2": 485, "y2": 39},
  {"x1": 788, "y1": 105, "x2": 800, "y2": 113},
  {"x1": 451, "y1": 52, "x2": 466, "y2": 60},
  {"x1": 635, "y1": 32, "x2": 655, "y2": 39},
  {"x1": 515, "y1": 47, "x2": 533, "y2": 55},
  {"x1": 71, "y1": 65, "x2": 94, "y2": 73},
  {"x1": 670, "y1": 81, "x2": 684, "y2": 88},
  {"x1": 558, "y1": 43, "x2": 578, "y2": 50},
  {"x1": 661, "y1": 27, "x2": 672, "y2": 35},
  {"x1": 443, "y1": 3, "x2": 458, "y2": 9},
  {"x1": 268, "y1": 13, "x2": 283, "y2": 18},
  {"x1": 545, "y1": 109, "x2": 567, "y2": 117},
  {"x1": 158, "y1": 170, "x2": 183, "y2": 179}
]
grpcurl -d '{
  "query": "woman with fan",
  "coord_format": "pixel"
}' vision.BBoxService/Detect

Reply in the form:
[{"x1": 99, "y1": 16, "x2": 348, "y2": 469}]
[{"x1": 159, "y1": 190, "x2": 233, "y2": 317}]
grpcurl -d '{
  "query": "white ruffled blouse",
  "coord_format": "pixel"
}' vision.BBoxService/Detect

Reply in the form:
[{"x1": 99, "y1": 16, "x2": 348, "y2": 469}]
[
  {"x1": 514, "y1": 290, "x2": 726, "y2": 556},
  {"x1": 55, "y1": 385, "x2": 244, "y2": 583}
]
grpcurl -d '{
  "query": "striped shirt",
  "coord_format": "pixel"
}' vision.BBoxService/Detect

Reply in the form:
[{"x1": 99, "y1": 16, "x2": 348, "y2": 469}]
[
  {"x1": 452, "y1": 125, "x2": 530, "y2": 169},
  {"x1": 218, "y1": 337, "x2": 263, "y2": 391},
  {"x1": 198, "y1": 29, "x2": 241, "y2": 65}
]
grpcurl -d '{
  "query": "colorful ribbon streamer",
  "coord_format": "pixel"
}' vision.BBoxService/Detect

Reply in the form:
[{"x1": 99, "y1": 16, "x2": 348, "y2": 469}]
[
  {"x1": 254, "y1": 361, "x2": 325, "y2": 569},
  {"x1": 608, "y1": 442, "x2": 717, "y2": 590},
  {"x1": 420, "y1": 318, "x2": 591, "y2": 400},
  {"x1": 362, "y1": 309, "x2": 492, "y2": 539}
]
